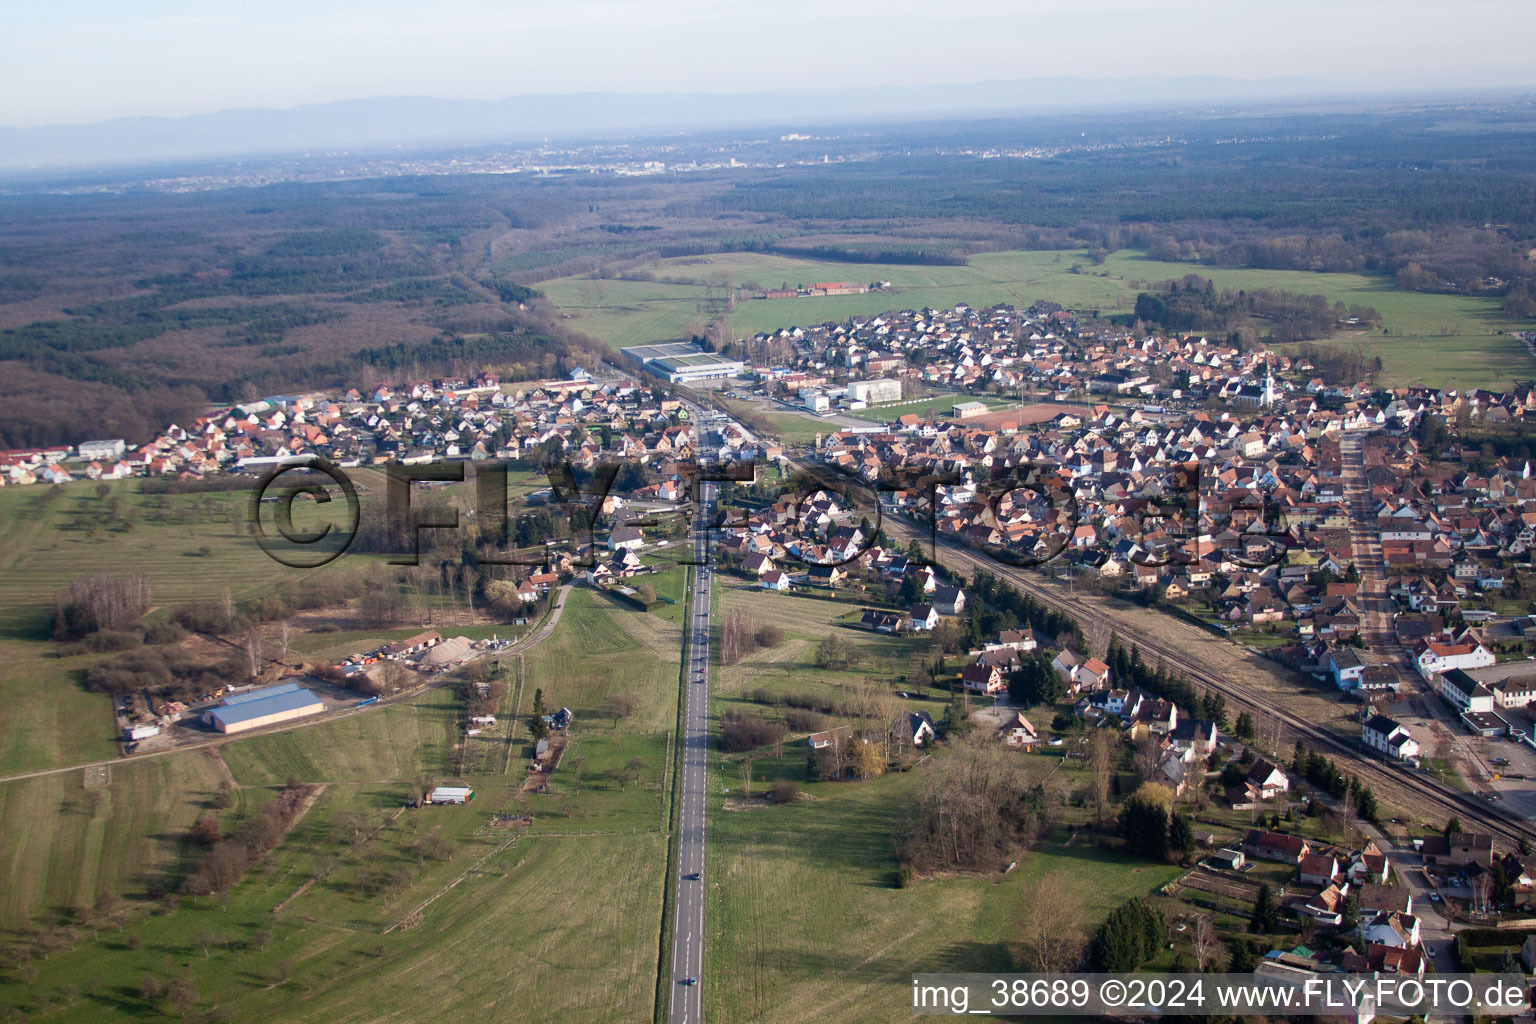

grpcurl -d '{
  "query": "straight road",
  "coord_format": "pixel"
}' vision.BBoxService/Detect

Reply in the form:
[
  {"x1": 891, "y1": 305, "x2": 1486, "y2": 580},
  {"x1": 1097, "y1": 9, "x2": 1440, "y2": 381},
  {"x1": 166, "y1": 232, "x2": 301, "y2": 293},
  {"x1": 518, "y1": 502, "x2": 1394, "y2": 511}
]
[{"x1": 669, "y1": 479, "x2": 716, "y2": 1024}]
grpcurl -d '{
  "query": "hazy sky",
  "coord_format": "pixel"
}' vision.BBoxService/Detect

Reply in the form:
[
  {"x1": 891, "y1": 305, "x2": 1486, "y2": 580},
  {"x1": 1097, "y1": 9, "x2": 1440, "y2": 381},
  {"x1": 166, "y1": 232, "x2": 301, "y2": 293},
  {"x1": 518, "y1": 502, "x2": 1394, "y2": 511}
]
[{"x1": 6, "y1": 0, "x2": 1535, "y2": 127}]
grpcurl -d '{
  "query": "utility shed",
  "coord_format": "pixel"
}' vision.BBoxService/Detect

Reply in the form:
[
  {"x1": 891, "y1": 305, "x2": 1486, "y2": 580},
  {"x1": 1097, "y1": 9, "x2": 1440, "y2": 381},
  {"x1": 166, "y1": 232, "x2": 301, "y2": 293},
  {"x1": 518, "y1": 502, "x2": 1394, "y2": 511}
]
[
  {"x1": 205, "y1": 684, "x2": 323, "y2": 734},
  {"x1": 426, "y1": 786, "x2": 474, "y2": 804}
]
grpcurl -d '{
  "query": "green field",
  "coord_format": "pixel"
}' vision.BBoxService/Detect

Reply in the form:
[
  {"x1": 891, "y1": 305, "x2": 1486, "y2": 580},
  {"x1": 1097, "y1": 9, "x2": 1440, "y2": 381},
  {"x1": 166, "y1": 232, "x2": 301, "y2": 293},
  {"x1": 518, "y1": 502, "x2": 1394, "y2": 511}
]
[
  {"x1": 537, "y1": 276, "x2": 724, "y2": 351},
  {"x1": 0, "y1": 480, "x2": 379, "y2": 776},
  {"x1": 537, "y1": 248, "x2": 1535, "y2": 389},
  {"x1": 0, "y1": 755, "x2": 228, "y2": 929},
  {"x1": 0, "y1": 570, "x2": 685, "y2": 1022},
  {"x1": 707, "y1": 774, "x2": 1182, "y2": 1023},
  {"x1": 704, "y1": 585, "x2": 1183, "y2": 1022}
]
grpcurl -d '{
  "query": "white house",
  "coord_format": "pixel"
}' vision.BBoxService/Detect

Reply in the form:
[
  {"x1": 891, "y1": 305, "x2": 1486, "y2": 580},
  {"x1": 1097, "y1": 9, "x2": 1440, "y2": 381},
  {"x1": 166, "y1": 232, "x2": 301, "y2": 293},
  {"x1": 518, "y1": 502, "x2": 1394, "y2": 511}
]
[
  {"x1": 608, "y1": 524, "x2": 646, "y2": 551},
  {"x1": 932, "y1": 586, "x2": 967, "y2": 616},
  {"x1": 996, "y1": 711, "x2": 1039, "y2": 748},
  {"x1": 907, "y1": 604, "x2": 939, "y2": 632},
  {"x1": 891, "y1": 711, "x2": 937, "y2": 747},
  {"x1": 760, "y1": 570, "x2": 791, "y2": 592},
  {"x1": 1437, "y1": 669, "x2": 1497, "y2": 713},
  {"x1": 1362, "y1": 714, "x2": 1420, "y2": 763},
  {"x1": 1246, "y1": 759, "x2": 1290, "y2": 800},
  {"x1": 1322, "y1": 646, "x2": 1368, "y2": 691},
  {"x1": 1358, "y1": 910, "x2": 1421, "y2": 949},
  {"x1": 1415, "y1": 640, "x2": 1495, "y2": 680}
]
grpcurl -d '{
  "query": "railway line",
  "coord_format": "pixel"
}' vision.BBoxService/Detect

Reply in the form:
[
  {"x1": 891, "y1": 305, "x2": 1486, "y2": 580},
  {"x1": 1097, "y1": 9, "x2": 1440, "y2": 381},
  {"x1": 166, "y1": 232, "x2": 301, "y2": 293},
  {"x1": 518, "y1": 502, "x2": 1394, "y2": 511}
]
[
  {"x1": 685, "y1": 387, "x2": 1536, "y2": 847},
  {"x1": 896, "y1": 519, "x2": 1536, "y2": 848}
]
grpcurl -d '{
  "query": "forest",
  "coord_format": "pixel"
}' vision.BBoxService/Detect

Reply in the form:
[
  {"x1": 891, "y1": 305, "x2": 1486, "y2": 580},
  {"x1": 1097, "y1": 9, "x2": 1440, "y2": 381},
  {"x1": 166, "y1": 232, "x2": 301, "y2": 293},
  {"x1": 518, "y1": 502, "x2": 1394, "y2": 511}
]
[
  {"x1": 1, "y1": 98, "x2": 1533, "y2": 447},
  {"x1": 1132, "y1": 274, "x2": 1382, "y2": 343}
]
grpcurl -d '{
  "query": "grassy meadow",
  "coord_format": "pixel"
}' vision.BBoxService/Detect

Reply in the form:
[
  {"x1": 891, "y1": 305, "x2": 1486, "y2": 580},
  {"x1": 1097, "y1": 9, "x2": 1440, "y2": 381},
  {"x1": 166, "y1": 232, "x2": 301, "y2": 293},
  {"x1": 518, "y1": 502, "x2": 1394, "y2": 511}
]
[
  {"x1": 0, "y1": 478, "x2": 385, "y2": 777},
  {"x1": 0, "y1": 563, "x2": 686, "y2": 1023},
  {"x1": 703, "y1": 583, "x2": 1184, "y2": 1022}
]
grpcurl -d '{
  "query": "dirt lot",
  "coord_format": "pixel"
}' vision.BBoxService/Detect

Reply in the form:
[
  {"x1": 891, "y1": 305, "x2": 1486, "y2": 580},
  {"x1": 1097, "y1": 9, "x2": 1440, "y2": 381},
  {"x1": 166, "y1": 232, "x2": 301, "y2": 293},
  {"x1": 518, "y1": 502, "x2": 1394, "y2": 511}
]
[{"x1": 954, "y1": 402, "x2": 1092, "y2": 432}]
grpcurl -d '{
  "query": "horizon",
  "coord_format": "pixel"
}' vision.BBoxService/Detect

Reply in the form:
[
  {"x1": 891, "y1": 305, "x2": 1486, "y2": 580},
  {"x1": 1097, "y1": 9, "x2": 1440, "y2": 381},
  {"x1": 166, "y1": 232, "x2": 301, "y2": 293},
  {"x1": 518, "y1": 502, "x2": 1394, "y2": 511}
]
[{"x1": 6, "y1": 0, "x2": 1536, "y2": 129}]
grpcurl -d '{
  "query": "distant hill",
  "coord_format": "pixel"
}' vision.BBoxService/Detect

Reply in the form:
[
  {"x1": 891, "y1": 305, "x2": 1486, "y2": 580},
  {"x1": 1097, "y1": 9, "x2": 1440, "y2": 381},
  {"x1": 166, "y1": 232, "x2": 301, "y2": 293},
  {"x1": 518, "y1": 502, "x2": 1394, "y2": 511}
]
[{"x1": 0, "y1": 75, "x2": 1326, "y2": 171}]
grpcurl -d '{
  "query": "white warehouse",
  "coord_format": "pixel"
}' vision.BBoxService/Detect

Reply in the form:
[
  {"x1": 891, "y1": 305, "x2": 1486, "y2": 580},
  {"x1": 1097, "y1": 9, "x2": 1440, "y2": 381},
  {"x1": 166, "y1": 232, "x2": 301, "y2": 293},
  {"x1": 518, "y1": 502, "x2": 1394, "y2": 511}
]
[{"x1": 847, "y1": 378, "x2": 902, "y2": 404}]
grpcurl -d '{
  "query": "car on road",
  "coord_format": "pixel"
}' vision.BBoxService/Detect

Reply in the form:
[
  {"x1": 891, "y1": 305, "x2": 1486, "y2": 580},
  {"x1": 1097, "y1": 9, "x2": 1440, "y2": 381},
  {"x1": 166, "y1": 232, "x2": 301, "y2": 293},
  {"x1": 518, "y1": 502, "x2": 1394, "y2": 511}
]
[
  {"x1": 1429, "y1": 892, "x2": 1441, "y2": 901},
  {"x1": 680, "y1": 978, "x2": 697, "y2": 986},
  {"x1": 684, "y1": 872, "x2": 700, "y2": 880}
]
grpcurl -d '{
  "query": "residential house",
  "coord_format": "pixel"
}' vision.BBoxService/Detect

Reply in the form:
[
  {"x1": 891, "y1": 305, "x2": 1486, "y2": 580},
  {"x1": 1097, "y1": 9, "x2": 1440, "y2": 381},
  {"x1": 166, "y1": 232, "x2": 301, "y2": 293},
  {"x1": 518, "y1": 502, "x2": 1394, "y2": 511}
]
[
  {"x1": 1359, "y1": 910, "x2": 1421, "y2": 949},
  {"x1": 1247, "y1": 759, "x2": 1291, "y2": 800},
  {"x1": 908, "y1": 604, "x2": 939, "y2": 632},
  {"x1": 891, "y1": 711, "x2": 937, "y2": 747},
  {"x1": 932, "y1": 585, "x2": 967, "y2": 616},
  {"x1": 760, "y1": 570, "x2": 791, "y2": 592},
  {"x1": 997, "y1": 711, "x2": 1039, "y2": 748},
  {"x1": 1419, "y1": 832, "x2": 1494, "y2": 870},
  {"x1": 1299, "y1": 853, "x2": 1340, "y2": 886},
  {"x1": 1362, "y1": 714, "x2": 1420, "y2": 763},
  {"x1": 1242, "y1": 828, "x2": 1311, "y2": 865}
]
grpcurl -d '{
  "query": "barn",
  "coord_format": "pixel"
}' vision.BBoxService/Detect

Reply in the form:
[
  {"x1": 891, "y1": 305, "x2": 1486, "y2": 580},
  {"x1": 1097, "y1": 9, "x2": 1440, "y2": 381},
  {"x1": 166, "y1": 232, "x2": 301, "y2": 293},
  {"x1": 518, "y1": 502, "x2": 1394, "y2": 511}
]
[{"x1": 205, "y1": 681, "x2": 324, "y2": 734}]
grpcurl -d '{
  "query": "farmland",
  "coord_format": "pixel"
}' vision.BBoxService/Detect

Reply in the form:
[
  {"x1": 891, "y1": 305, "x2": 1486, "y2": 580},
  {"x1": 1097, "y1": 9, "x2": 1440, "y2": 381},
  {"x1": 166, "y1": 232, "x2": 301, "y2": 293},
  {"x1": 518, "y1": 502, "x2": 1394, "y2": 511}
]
[
  {"x1": 707, "y1": 778, "x2": 1182, "y2": 1023},
  {"x1": 703, "y1": 582, "x2": 1184, "y2": 1021},
  {"x1": 0, "y1": 478, "x2": 383, "y2": 777},
  {"x1": 536, "y1": 248, "x2": 1534, "y2": 390},
  {"x1": 0, "y1": 569, "x2": 685, "y2": 1022}
]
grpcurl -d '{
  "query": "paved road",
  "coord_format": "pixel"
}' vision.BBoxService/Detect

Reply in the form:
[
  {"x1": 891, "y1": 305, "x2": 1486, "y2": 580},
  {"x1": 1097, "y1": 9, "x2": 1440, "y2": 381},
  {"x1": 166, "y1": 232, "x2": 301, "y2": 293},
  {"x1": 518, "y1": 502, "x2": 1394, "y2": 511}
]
[
  {"x1": 669, "y1": 479, "x2": 715, "y2": 1024},
  {"x1": 1340, "y1": 433, "x2": 1499, "y2": 793}
]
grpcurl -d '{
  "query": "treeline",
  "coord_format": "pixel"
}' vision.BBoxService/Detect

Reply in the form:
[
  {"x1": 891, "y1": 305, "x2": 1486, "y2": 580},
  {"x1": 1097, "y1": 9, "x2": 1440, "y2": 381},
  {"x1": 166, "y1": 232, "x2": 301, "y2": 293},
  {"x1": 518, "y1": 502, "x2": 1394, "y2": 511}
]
[
  {"x1": 139, "y1": 476, "x2": 261, "y2": 496},
  {"x1": 1104, "y1": 636, "x2": 1226, "y2": 726},
  {"x1": 966, "y1": 570, "x2": 1086, "y2": 652},
  {"x1": 182, "y1": 780, "x2": 318, "y2": 896},
  {"x1": 1133, "y1": 275, "x2": 1380, "y2": 343},
  {"x1": 1291, "y1": 741, "x2": 1380, "y2": 823},
  {"x1": 716, "y1": 115, "x2": 1536, "y2": 297},
  {"x1": 0, "y1": 300, "x2": 344, "y2": 361},
  {"x1": 52, "y1": 572, "x2": 153, "y2": 641},
  {"x1": 754, "y1": 242, "x2": 967, "y2": 266}
]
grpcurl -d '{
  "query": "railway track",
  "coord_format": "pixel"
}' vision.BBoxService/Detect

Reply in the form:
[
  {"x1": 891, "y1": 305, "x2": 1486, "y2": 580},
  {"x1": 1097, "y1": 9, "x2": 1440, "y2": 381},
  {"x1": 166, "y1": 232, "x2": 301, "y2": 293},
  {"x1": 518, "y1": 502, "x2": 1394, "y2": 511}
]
[
  {"x1": 895, "y1": 520, "x2": 1536, "y2": 848},
  {"x1": 706, "y1": 408, "x2": 1535, "y2": 847}
]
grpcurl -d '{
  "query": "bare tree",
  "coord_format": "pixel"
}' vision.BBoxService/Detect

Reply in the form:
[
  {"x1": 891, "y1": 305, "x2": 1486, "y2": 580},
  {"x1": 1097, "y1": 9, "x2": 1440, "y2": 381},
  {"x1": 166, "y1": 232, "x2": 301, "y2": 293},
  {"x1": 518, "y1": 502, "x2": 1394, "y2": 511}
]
[
  {"x1": 1011, "y1": 873, "x2": 1086, "y2": 972},
  {"x1": 1189, "y1": 914, "x2": 1221, "y2": 972},
  {"x1": 276, "y1": 620, "x2": 295, "y2": 664},
  {"x1": 740, "y1": 755, "x2": 756, "y2": 800},
  {"x1": 1089, "y1": 729, "x2": 1112, "y2": 826},
  {"x1": 1131, "y1": 735, "x2": 1161, "y2": 783},
  {"x1": 1257, "y1": 712, "x2": 1285, "y2": 759},
  {"x1": 244, "y1": 628, "x2": 264, "y2": 681}
]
